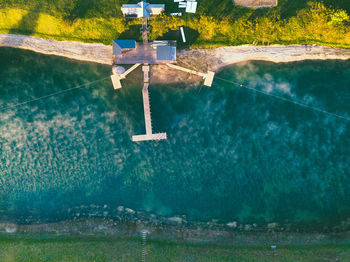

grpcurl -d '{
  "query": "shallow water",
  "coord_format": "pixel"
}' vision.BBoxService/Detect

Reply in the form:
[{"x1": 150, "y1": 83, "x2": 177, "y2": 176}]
[{"x1": 0, "y1": 47, "x2": 349, "y2": 229}]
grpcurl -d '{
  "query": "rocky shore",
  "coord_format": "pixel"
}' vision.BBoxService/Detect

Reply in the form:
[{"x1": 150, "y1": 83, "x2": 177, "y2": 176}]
[{"x1": 1, "y1": 204, "x2": 350, "y2": 245}]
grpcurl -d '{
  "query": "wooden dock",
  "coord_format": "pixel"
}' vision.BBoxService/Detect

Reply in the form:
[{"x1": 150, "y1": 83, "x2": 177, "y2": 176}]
[
  {"x1": 111, "y1": 74, "x2": 122, "y2": 89},
  {"x1": 111, "y1": 63, "x2": 141, "y2": 90},
  {"x1": 142, "y1": 83, "x2": 152, "y2": 135},
  {"x1": 203, "y1": 71, "x2": 215, "y2": 87},
  {"x1": 132, "y1": 65, "x2": 167, "y2": 142},
  {"x1": 166, "y1": 64, "x2": 215, "y2": 87},
  {"x1": 120, "y1": 63, "x2": 141, "y2": 79},
  {"x1": 143, "y1": 64, "x2": 150, "y2": 83},
  {"x1": 166, "y1": 63, "x2": 206, "y2": 77}
]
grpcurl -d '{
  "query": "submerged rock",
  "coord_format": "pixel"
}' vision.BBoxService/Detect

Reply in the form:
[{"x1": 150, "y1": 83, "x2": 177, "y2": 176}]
[
  {"x1": 5, "y1": 226, "x2": 17, "y2": 233},
  {"x1": 168, "y1": 217, "x2": 183, "y2": 224},
  {"x1": 268, "y1": 222, "x2": 278, "y2": 229},
  {"x1": 226, "y1": 221, "x2": 237, "y2": 228},
  {"x1": 125, "y1": 208, "x2": 135, "y2": 214},
  {"x1": 244, "y1": 224, "x2": 252, "y2": 231}
]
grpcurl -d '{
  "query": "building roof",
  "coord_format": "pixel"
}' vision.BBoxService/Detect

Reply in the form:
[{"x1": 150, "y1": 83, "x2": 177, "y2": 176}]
[
  {"x1": 121, "y1": 1, "x2": 165, "y2": 18},
  {"x1": 156, "y1": 46, "x2": 177, "y2": 61},
  {"x1": 113, "y1": 40, "x2": 136, "y2": 55},
  {"x1": 114, "y1": 40, "x2": 136, "y2": 49},
  {"x1": 186, "y1": 1, "x2": 198, "y2": 13}
]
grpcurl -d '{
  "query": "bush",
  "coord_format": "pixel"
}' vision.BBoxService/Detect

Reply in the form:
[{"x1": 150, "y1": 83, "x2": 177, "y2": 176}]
[{"x1": 0, "y1": 1, "x2": 349, "y2": 48}]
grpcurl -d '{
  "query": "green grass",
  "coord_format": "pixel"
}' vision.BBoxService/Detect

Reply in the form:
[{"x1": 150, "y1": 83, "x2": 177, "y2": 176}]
[
  {"x1": 0, "y1": 0, "x2": 349, "y2": 48},
  {"x1": 0, "y1": 235, "x2": 350, "y2": 262}
]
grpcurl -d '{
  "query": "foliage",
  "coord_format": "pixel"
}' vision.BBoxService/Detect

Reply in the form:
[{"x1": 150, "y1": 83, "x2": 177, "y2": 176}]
[
  {"x1": 329, "y1": 9, "x2": 350, "y2": 25},
  {"x1": 189, "y1": 16, "x2": 218, "y2": 40},
  {"x1": 148, "y1": 14, "x2": 184, "y2": 40},
  {"x1": 0, "y1": 8, "x2": 127, "y2": 44},
  {"x1": 0, "y1": 1, "x2": 349, "y2": 48}
]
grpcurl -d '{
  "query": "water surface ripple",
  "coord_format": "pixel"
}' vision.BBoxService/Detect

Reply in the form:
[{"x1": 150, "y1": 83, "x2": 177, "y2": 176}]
[{"x1": 0, "y1": 47, "x2": 349, "y2": 229}]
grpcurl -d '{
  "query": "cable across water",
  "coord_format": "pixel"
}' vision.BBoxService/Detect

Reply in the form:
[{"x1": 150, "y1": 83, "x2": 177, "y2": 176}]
[
  {"x1": 0, "y1": 76, "x2": 111, "y2": 112},
  {"x1": 214, "y1": 76, "x2": 350, "y2": 122}
]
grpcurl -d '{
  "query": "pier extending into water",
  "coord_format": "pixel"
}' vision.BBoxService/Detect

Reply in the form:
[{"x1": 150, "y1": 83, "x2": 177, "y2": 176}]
[
  {"x1": 111, "y1": 0, "x2": 215, "y2": 142},
  {"x1": 132, "y1": 64, "x2": 167, "y2": 142},
  {"x1": 166, "y1": 64, "x2": 215, "y2": 87}
]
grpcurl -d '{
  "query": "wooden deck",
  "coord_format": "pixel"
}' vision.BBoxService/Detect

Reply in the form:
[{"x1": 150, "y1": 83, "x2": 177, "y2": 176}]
[
  {"x1": 203, "y1": 71, "x2": 215, "y2": 87},
  {"x1": 115, "y1": 42, "x2": 176, "y2": 65},
  {"x1": 143, "y1": 64, "x2": 150, "y2": 83},
  {"x1": 111, "y1": 74, "x2": 122, "y2": 89}
]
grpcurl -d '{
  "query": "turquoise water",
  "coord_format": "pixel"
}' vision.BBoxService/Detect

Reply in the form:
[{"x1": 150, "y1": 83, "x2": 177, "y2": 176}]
[{"x1": 0, "y1": 47, "x2": 349, "y2": 229}]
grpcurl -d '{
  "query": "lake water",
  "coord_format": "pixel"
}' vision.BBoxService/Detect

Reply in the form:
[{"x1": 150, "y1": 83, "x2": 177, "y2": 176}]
[{"x1": 0, "y1": 47, "x2": 349, "y2": 230}]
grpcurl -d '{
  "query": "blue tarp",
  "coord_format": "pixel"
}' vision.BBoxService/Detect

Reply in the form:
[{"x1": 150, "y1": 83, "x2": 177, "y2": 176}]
[{"x1": 113, "y1": 40, "x2": 136, "y2": 55}]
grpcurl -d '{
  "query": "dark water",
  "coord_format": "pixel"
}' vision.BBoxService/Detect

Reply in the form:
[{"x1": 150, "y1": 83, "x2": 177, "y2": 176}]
[{"x1": 0, "y1": 47, "x2": 349, "y2": 229}]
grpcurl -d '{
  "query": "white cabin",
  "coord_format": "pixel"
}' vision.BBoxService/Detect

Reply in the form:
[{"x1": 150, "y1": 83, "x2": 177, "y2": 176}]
[{"x1": 121, "y1": 1, "x2": 165, "y2": 18}]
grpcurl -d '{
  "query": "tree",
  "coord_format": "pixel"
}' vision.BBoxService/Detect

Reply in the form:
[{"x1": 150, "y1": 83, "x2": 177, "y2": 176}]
[
  {"x1": 195, "y1": 16, "x2": 218, "y2": 40},
  {"x1": 329, "y1": 10, "x2": 350, "y2": 25}
]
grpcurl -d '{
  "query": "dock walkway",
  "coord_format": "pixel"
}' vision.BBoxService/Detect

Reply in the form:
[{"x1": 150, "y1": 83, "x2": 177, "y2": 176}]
[
  {"x1": 166, "y1": 63, "x2": 215, "y2": 87},
  {"x1": 132, "y1": 65, "x2": 167, "y2": 142}
]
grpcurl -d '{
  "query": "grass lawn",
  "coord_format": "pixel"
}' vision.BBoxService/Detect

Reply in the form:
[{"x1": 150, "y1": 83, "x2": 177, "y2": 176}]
[
  {"x1": 0, "y1": 0, "x2": 349, "y2": 48},
  {"x1": 0, "y1": 235, "x2": 350, "y2": 262}
]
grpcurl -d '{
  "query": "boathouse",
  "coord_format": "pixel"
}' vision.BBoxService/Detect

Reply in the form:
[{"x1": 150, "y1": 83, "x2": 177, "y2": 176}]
[
  {"x1": 114, "y1": 40, "x2": 177, "y2": 64},
  {"x1": 113, "y1": 40, "x2": 136, "y2": 56},
  {"x1": 121, "y1": 1, "x2": 165, "y2": 18}
]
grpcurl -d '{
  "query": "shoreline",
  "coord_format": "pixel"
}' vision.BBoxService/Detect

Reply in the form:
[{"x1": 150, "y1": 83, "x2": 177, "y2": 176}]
[
  {"x1": 1, "y1": 34, "x2": 350, "y2": 75},
  {"x1": 1, "y1": 34, "x2": 350, "y2": 245},
  {"x1": 1, "y1": 218, "x2": 350, "y2": 245},
  {"x1": 177, "y1": 45, "x2": 350, "y2": 73},
  {"x1": 1, "y1": 204, "x2": 350, "y2": 244},
  {"x1": 0, "y1": 34, "x2": 113, "y2": 65}
]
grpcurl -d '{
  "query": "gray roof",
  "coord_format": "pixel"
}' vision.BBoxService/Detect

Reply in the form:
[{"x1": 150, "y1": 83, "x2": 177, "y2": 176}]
[{"x1": 156, "y1": 46, "x2": 176, "y2": 61}]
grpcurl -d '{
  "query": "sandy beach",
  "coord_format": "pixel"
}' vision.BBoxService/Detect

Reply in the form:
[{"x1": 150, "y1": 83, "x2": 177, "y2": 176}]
[
  {"x1": 0, "y1": 34, "x2": 113, "y2": 65},
  {"x1": 1, "y1": 33, "x2": 350, "y2": 80}
]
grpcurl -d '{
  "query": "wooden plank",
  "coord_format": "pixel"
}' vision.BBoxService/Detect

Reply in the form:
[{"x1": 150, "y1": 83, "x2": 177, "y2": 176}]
[
  {"x1": 143, "y1": 65, "x2": 150, "y2": 83},
  {"x1": 166, "y1": 63, "x2": 205, "y2": 77},
  {"x1": 203, "y1": 71, "x2": 215, "y2": 87},
  {"x1": 120, "y1": 63, "x2": 141, "y2": 78},
  {"x1": 132, "y1": 133, "x2": 167, "y2": 142},
  {"x1": 142, "y1": 84, "x2": 152, "y2": 135},
  {"x1": 111, "y1": 74, "x2": 122, "y2": 89}
]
